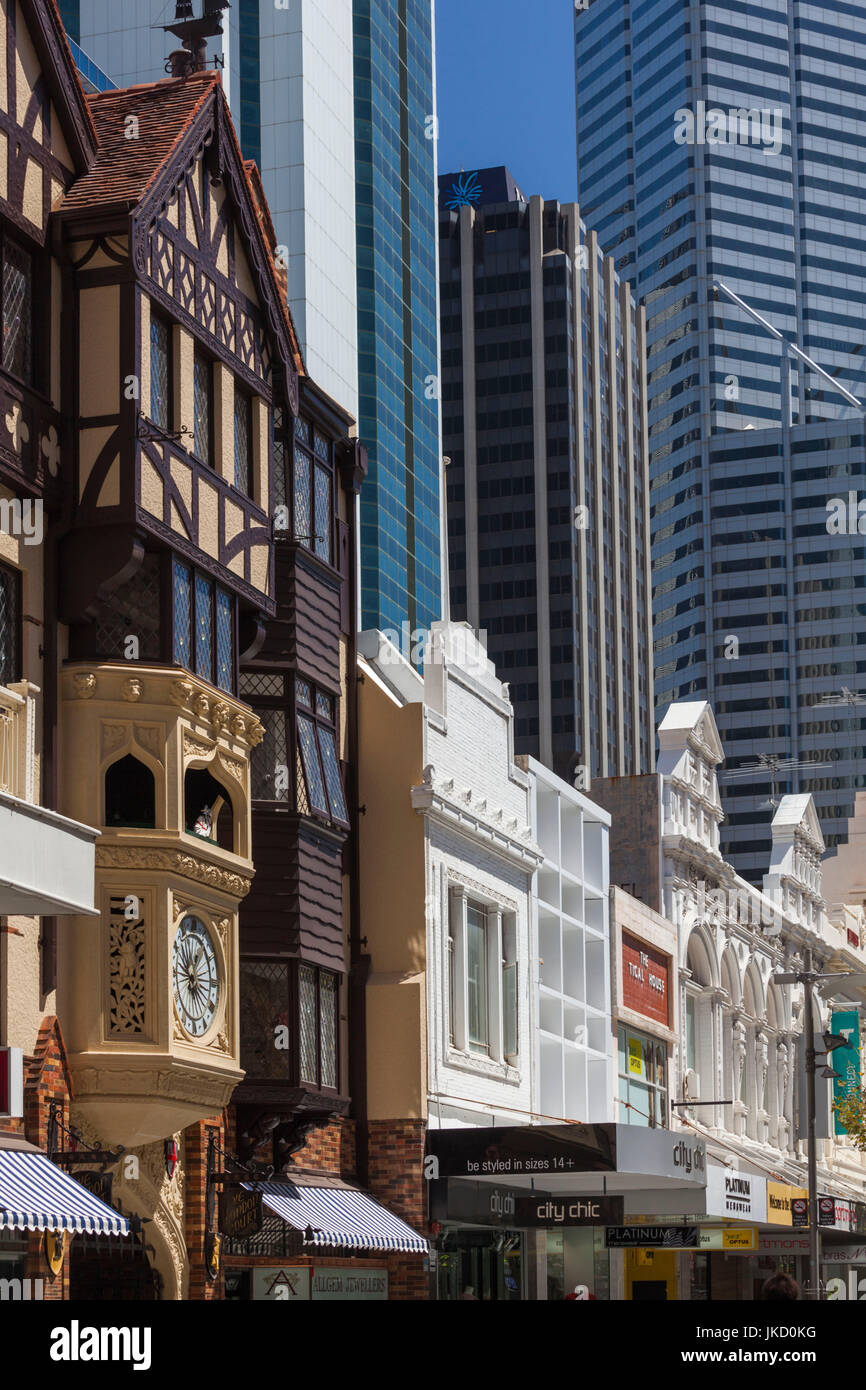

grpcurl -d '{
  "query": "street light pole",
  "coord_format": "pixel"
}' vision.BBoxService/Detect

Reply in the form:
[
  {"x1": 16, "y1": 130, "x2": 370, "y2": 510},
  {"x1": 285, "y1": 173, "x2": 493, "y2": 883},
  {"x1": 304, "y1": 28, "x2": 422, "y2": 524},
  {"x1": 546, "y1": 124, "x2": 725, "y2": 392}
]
[
  {"x1": 774, "y1": 959, "x2": 866, "y2": 1300},
  {"x1": 802, "y1": 947, "x2": 820, "y2": 1301}
]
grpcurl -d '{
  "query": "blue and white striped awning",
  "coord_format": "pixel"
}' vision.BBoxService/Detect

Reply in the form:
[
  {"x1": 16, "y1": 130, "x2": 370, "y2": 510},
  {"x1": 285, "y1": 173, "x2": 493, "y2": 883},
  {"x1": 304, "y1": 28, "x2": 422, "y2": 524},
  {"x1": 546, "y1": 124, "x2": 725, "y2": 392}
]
[
  {"x1": 0, "y1": 1149, "x2": 130, "y2": 1236},
  {"x1": 251, "y1": 1181, "x2": 428, "y2": 1254}
]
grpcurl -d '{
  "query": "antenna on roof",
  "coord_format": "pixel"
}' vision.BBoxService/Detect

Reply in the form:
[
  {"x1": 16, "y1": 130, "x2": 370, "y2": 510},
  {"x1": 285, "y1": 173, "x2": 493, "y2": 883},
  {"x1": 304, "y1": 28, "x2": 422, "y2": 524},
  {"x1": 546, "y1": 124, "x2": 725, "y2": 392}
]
[{"x1": 163, "y1": 0, "x2": 230, "y2": 79}]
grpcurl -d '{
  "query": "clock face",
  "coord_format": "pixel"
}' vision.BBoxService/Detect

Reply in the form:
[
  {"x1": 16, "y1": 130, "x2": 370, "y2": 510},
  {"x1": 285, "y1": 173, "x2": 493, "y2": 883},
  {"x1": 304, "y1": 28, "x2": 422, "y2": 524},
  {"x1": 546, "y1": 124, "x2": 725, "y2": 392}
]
[{"x1": 173, "y1": 915, "x2": 220, "y2": 1038}]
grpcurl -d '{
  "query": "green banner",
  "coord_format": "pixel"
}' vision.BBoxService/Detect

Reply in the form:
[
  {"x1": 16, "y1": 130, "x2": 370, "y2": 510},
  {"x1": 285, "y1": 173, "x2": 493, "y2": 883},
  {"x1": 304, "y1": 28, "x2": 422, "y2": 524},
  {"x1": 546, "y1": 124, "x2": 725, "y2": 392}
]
[{"x1": 832, "y1": 1009, "x2": 862, "y2": 1137}]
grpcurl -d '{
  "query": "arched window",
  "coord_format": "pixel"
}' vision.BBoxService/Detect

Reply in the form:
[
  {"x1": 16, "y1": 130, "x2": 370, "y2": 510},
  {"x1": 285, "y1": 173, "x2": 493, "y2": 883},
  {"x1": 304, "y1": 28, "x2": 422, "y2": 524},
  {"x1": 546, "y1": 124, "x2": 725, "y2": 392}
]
[
  {"x1": 684, "y1": 932, "x2": 715, "y2": 1108},
  {"x1": 104, "y1": 755, "x2": 156, "y2": 829},
  {"x1": 184, "y1": 767, "x2": 234, "y2": 851}
]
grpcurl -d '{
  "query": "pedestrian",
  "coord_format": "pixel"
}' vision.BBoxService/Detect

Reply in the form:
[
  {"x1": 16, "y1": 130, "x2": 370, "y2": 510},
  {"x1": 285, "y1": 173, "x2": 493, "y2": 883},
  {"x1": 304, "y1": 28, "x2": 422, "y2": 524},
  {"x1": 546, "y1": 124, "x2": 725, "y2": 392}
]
[
  {"x1": 460, "y1": 1285, "x2": 478, "y2": 1300},
  {"x1": 763, "y1": 1271, "x2": 800, "y2": 1300}
]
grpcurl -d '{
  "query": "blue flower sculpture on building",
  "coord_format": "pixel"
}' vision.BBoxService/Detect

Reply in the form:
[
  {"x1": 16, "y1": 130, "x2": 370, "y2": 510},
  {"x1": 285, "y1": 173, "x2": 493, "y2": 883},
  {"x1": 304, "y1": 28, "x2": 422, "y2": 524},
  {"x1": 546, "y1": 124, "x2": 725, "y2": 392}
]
[{"x1": 444, "y1": 171, "x2": 482, "y2": 210}]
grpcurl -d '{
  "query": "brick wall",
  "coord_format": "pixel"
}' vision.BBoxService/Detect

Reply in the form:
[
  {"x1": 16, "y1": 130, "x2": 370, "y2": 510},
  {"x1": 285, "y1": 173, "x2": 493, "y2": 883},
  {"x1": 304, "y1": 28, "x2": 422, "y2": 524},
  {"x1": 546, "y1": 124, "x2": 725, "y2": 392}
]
[
  {"x1": 19, "y1": 1017, "x2": 73, "y2": 1298},
  {"x1": 285, "y1": 1115, "x2": 356, "y2": 1178},
  {"x1": 184, "y1": 1115, "x2": 226, "y2": 1301},
  {"x1": 591, "y1": 774, "x2": 663, "y2": 911},
  {"x1": 366, "y1": 1120, "x2": 429, "y2": 1301}
]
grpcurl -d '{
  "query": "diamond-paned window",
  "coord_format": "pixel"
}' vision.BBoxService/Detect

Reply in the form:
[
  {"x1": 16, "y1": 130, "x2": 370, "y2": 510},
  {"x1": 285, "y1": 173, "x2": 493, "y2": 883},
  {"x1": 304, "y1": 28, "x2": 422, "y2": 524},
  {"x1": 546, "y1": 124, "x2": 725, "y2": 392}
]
[
  {"x1": 297, "y1": 714, "x2": 328, "y2": 814},
  {"x1": 240, "y1": 961, "x2": 290, "y2": 1080},
  {"x1": 215, "y1": 590, "x2": 232, "y2": 692},
  {"x1": 240, "y1": 672, "x2": 285, "y2": 699},
  {"x1": 172, "y1": 559, "x2": 192, "y2": 667},
  {"x1": 2, "y1": 239, "x2": 32, "y2": 382},
  {"x1": 150, "y1": 317, "x2": 171, "y2": 431},
  {"x1": 298, "y1": 964, "x2": 317, "y2": 1084},
  {"x1": 295, "y1": 750, "x2": 310, "y2": 814},
  {"x1": 313, "y1": 431, "x2": 330, "y2": 464},
  {"x1": 318, "y1": 728, "x2": 348, "y2": 823},
  {"x1": 250, "y1": 707, "x2": 288, "y2": 801},
  {"x1": 234, "y1": 387, "x2": 251, "y2": 496},
  {"x1": 295, "y1": 677, "x2": 312, "y2": 708},
  {"x1": 0, "y1": 563, "x2": 20, "y2": 687},
  {"x1": 313, "y1": 464, "x2": 331, "y2": 561},
  {"x1": 93, "y1": 554, "x2": 161, "y2": 661},
  {"x1": 195, "y1": 574, "x2": 213, "y2": 681},
  {"x1": 193, "y1": 353, "x2": 212, "y2": 464},
  {"x1": 315, "y1": 691, "x2": 332, "y2": 720},
  {"x1": 319, "y1": 971, "x2": 337, "y2": 1089},
  {"x1": 293, "y1": 447, "x2": 310, "y2": 543},
  {"x1": 292, "y1": 415, "x2": 333, "y2": 563}
]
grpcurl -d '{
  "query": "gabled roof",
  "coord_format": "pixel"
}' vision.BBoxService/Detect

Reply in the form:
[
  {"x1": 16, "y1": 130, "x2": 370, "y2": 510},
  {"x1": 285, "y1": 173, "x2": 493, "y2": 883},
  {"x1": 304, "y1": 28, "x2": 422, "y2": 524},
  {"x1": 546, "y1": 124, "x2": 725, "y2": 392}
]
[
  {"x1": 772, "y1": 793, "x2": 824, "y2": 853},
  {"x1": 60, "y1": 70, "x2": 220, "y2": 213},
  {"x1": 22, "y1": 0, "x2": 97, "y2": 168},
  {"x1": 58, "y1": 70, "x2": 304, "y2": 379},
  {"x1": 658, "y1": 699, "x2": 725, "y2": 765}
]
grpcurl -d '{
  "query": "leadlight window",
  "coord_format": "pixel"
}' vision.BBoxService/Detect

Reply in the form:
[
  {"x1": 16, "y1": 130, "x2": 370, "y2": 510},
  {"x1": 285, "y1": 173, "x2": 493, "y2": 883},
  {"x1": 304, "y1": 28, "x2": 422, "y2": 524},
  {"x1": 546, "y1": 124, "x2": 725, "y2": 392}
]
[
  {"x1": 234, "y1": 385, "x2": 252, "y2": 496},
  {"x1": 299, "y1": 962, "x2": 338, "y2": 1090},
  {"x1": 240, "y1": 961, "x2": 290, "y2": 1080},
  {"x1": 293, "y1": 415, "x2": 333, "y2": 562},
  {"x1": 0, "y1": 563, "x2": 21, "y2": 687},
  {"x1": 241, "y1": 671, "x2": 289, "y2": 803},
  {"x1": 273, "y1": 406, "x2": 288, "y2": 520},
  {"x1": 193, "y1": 352, "x2": 213, "y2": 465},
  {"x1": 294, "y1": 675, "x2": 348, "y2": 824},
  {"x1": 150, "y1": 316, "x2": 171, "y2": 431},
  {"x1": 2, "y1": 239, "x2": 32, "y2": 383},
  {"x1": 173, "y1": 559, "x2": 234, "y2": 692}
]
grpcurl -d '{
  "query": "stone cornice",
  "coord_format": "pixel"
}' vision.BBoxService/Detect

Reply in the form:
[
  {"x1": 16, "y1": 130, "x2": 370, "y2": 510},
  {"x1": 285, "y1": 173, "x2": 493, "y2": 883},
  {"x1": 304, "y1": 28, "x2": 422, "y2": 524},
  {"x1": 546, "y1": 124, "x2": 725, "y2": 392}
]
[
  {"x1": 411, "y1": 775, "x2": 543, "y2": 871},
  {"x1": 96, "y1": 844, "x2": 253, "y2": 900}
]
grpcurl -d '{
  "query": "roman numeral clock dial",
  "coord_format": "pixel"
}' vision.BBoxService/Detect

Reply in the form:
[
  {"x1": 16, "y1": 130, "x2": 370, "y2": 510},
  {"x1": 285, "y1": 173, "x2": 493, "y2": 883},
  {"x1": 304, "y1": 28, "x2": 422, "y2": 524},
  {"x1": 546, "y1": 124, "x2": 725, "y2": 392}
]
[{"x1": 172, "y1": 915, "x2": 220, "y2": 1038}]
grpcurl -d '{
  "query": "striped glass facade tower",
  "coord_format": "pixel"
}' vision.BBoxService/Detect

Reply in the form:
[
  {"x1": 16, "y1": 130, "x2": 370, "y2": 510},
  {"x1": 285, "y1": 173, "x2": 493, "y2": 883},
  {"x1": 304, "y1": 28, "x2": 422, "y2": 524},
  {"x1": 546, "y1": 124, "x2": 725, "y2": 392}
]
[
  {"x1": 353, "y1": 0, "x2": 442, "y2": 637},
  {"x1": 574, "y1": 0, "x2": 866, "y2": 876},
  {"x1": 439, "y1": 167, "x2": 654, "y2": 783}
]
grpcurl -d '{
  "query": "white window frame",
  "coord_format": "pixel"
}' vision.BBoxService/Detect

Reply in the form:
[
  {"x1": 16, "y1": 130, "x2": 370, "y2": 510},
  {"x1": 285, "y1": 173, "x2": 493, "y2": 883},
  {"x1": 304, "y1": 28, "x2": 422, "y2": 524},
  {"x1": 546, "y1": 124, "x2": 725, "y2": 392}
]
[{"x1": 448, "y1": 884, "x2": 518, "y2": 1067}]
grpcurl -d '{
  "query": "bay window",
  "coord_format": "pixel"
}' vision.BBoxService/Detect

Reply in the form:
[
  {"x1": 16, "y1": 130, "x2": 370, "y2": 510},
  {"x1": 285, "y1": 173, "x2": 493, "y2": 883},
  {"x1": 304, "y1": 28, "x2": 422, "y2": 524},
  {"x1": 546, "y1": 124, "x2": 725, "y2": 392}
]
[
  {"x1": 2, "y1": 236, "x2": 33, "y2": 383},
  {"x1": 150, "y1": 315, "x2": 171, "y2": 430},
  {"x1": 172, "y1": 558, "x2": 234, "y2": 692}
]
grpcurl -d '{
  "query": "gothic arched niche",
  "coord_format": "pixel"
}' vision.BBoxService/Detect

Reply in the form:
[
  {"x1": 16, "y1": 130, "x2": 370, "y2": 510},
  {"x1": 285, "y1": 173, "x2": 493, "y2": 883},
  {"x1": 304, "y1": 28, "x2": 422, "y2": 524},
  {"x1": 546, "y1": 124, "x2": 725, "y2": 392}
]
[{"x1": 105, "y1": 754, "x2": 156, "y2": 829}]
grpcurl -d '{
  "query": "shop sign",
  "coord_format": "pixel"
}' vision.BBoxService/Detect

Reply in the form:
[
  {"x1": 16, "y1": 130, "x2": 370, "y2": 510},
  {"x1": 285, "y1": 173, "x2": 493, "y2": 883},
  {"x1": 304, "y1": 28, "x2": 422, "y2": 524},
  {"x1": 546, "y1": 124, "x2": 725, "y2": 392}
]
[
  {"x1": 792, "y1": 1197, "x2": 809, "y2": 1229},
  {"x1": 252, "y1": 1267, "x2": 312, "y2": 1301},
  {"x1": 705, "y1": 1167, "x2": 767, "y2": 1223},
  {"x1": 219, "y1": 1187, "x2": 263, "y2": 1239},
  {"x1": 826, "y1": 1200, "x2": 866, "y2": 1234},
  {"x1": 699, "y1": 1227, "x2": 757, "y2": 1252},
  {"x1": 432, "y1": 1180, "x2": 624, "y2": 1227},
  {"x1": 821, "y1": 1243, "x2": 866, "y2": 1265},
  {"x1": 605, "y1": 1226, "x2": 699, "y2": 1249},
  {"x1": 75, "y1": 1170, "x2": 113, "y2": 1206},
  {"x1": 311, "y1": 1268, "x2": 388, "y2": 1301},
  {"x1": 622, "y1": 932, "x2": 669, "y2": 1027},
  {"x1": 427, "y1": 1124, "x2": 707, "y2": 1187},
  {"x1": 766, "y1": 1182, "x2": 808, "y2": 1226},
  {"x1": 831, "y1": 1009, "x2": 861, "y2": 1137},
  {"x1": 758, "y1": 1234, "x2": 809, "y2": 1255}
]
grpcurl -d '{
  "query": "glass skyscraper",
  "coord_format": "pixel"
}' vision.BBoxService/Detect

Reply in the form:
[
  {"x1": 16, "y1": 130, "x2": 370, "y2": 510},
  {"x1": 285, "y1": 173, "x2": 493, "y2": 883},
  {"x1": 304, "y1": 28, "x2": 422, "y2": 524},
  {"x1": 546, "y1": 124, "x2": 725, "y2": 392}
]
[
  {"x1": 575, "y1": 0, "x2": 866, "y2": 876},
  {"x1": 439, "y1": 167, "x2": 654, "y2": 783},
  {"x1": 63, "y1": 0, "x2": 442, "y2": 637},
  {"x1": 353, "y1": 0, "x2": 442, "y2": 637}
]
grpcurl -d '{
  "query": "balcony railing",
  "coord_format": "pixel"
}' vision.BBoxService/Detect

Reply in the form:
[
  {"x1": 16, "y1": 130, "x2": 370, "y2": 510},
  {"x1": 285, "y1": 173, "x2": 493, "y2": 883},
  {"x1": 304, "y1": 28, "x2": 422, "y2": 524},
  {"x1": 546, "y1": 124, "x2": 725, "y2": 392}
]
[{"x1": 0, "y1": 681, "x2": 37, "y2": 802}]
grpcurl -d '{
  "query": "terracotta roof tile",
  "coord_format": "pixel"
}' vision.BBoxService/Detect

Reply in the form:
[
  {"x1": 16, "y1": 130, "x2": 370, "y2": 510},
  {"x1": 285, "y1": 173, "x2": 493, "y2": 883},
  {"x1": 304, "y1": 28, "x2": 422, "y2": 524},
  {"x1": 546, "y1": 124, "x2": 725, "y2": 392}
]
[{"x1": 61, "y1": 70, "x2": 219, "y2": 212}]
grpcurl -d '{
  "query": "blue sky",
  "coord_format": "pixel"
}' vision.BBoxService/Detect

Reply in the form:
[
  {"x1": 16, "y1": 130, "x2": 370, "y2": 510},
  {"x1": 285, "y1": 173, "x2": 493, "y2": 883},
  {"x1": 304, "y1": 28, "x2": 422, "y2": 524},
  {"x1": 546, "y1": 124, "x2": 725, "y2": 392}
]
[{"x1": 435, "y1": 0, "x2": 578, "y2": 203}]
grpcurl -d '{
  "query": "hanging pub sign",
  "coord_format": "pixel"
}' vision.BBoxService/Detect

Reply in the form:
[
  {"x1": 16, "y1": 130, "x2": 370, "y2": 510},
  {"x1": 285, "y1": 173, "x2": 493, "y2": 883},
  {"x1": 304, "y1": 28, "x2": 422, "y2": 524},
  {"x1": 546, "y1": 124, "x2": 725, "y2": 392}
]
[
  {"x1": 219, "y1": 1186, "x2": 263, "y2": 1239},
  {"x1": 605, "y1": 1226, "x2": 699, "y2": 1249},
  {"x1": 75, "y1": 1170, "x2": 113, "y2": 1206},
  {"x1": 791, "y1": 1198, "x2": 809, "y2": 1229}
]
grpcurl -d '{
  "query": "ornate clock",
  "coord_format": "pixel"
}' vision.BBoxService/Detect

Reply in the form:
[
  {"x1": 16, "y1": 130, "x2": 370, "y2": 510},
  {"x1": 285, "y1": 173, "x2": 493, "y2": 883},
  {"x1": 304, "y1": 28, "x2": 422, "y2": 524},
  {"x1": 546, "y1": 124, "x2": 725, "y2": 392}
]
[{"x1": 172, "y1": 915, "x2": 220, "y2": 1038}]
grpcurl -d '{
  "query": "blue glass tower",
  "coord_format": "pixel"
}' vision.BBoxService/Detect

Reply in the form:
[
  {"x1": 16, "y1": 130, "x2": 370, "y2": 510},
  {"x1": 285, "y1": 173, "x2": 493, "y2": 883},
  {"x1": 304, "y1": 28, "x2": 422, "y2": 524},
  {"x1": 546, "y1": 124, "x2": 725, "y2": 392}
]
[
  {"x1": 354, "y1": 0, "x2": 442, "y2": 638},
  {"x1": 575, "y1": 0, "x2": 866, "y2": 877}
]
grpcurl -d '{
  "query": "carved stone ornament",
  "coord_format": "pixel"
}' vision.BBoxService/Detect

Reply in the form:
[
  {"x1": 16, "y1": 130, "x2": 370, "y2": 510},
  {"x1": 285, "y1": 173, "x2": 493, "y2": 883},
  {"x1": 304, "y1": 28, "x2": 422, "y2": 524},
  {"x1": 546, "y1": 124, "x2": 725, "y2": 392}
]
[
  {"x1": 183, "y1": 729, "x2": 217, "y2": 762},
  {"x1": 102, "y1": 724, "x2": 128, "y2": 759},
  {"x1": 108, "y1": 913, "x2": 146, "y2": 1036},
  {"x1": 194, "y1": 693, "x2": 211, "y2": 721},
  {"x1": 211, "y1": 701, "x2": 230, "y2": 734},
  {"x1": 97, "y1": 845, "x2": 252, "y2": 898},
  {"x1": 73, "y1": 672, "x2": 97, "y2": 699},
  {"x1": 218, "y1": 753, "x2": 244, "y2": 785},
  {"x1": 230, "y1": 714, "x2": 246, "y2": 740},
  {"x1": 122, "y1": 678, "x2": 143, "y2": 702},
  {"x1": 170, "y1": 679, "x2": 194, "y2": 708},
  {"x1": 134, "y1": 725, "x2": 164, "y2": 763},
  {"x1": 247, "y1": 719, "x2": 265, "y2": 748}
]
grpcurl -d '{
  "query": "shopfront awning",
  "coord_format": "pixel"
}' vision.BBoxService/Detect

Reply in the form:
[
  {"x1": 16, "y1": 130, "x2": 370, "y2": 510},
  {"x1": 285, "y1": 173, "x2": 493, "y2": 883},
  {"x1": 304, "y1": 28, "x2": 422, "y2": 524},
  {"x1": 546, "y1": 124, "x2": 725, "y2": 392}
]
[
  {"x1": 0, "y1": 1142, "x2": 129, "y2": 1236},
  {"x1": 250, "y1": 1180, "x2": 428, "y2": 1254}
]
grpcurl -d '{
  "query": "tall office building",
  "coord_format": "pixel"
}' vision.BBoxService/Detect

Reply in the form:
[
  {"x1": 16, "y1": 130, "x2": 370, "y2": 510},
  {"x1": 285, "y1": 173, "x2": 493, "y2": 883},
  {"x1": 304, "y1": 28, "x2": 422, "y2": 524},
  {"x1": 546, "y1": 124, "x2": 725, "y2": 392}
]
[
  {"x1": 439, "y1": 166, "x2": 654, "y2": 783},
  {"x1": 63, "y1": 2, "x2": 444, "y2": 637},
  {"x1": 574, "y1": 0, "x2": 866, "y2": 874}
]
